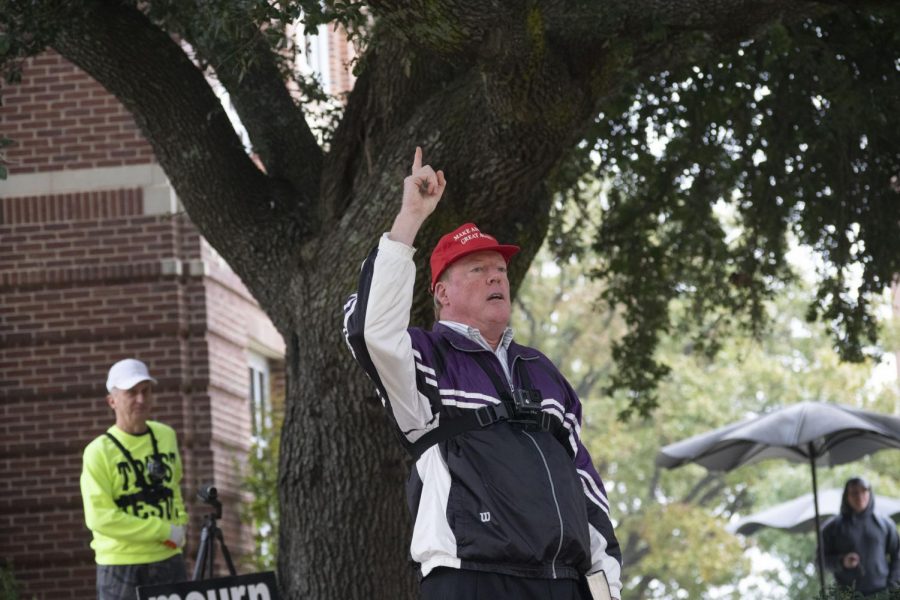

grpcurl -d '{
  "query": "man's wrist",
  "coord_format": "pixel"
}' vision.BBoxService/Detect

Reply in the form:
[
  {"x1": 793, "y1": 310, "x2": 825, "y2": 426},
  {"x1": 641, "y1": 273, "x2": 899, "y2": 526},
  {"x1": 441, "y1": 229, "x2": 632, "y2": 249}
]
[
  {"x1": 389, "y1": 212, "x2": 427, "y2": 247},
  {"x1": 163, "y1": 523, "x2": 185, "y2": 549}
]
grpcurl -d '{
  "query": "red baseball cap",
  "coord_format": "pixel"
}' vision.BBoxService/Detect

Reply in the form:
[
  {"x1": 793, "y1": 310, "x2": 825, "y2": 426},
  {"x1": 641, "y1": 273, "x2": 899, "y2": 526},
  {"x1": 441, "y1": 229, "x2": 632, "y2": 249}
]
[{"x1": 429, "y1": 223, "x2": 520, "y2": 292}]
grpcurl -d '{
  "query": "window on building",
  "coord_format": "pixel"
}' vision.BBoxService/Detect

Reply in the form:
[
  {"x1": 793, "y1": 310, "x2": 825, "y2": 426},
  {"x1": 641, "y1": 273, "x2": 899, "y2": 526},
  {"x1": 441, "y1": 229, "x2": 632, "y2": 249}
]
[{"x1": 248, "y1": 353, "x2": 272, "y2": 446}]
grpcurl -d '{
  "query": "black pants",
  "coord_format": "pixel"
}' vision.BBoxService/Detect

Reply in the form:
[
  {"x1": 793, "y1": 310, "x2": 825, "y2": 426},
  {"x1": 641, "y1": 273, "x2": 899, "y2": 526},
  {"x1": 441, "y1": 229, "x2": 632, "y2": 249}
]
[
  {"x1": 96, "y1": 554, "x2": 187, "y2": 600},
  {"x1": 421, "y1": 567, "x2": 592, "y2": 600}
]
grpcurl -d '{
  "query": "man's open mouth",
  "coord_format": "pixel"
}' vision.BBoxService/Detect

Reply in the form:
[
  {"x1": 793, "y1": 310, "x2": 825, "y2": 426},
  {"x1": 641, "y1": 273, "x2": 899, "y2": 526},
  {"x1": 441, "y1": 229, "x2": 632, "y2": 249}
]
[{"x1": 487, "y1": 293, "x2": 504, "y2": 301}]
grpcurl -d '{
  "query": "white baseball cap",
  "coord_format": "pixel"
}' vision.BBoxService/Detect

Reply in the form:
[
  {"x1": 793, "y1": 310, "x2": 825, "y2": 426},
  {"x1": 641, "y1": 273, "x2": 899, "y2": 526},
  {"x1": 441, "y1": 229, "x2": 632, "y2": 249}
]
[{"x1": 106, "y1": 358, "x2": 157, "y2": 392}]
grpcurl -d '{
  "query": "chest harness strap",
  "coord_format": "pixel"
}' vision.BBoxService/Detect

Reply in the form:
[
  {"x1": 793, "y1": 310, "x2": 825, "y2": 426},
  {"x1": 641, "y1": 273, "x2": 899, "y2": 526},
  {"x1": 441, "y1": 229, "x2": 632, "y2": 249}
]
[
  {"x1": 407, "y1": 339, "x2": 569, "y2": 461},
  {"x1": 105, "y1": 424, "x2": 162, "y2": 490}
]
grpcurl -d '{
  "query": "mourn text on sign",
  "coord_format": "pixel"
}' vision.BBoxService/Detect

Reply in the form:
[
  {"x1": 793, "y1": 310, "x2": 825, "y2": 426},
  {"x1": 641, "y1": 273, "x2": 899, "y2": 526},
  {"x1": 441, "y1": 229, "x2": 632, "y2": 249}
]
[{"x1": 136, "y1": 571, "x2": 279, "y2": 600}]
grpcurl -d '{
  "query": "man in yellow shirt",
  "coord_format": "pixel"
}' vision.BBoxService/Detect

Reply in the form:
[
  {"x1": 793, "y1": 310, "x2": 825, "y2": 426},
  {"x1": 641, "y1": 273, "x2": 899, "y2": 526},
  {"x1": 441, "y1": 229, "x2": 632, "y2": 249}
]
[{"x1": 80, "y1": 358, "x2": 189, "y2": 598}]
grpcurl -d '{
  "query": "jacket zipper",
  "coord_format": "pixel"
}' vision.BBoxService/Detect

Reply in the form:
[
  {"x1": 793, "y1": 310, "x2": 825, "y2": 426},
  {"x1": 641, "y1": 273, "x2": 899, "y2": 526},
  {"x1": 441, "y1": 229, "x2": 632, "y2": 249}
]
[
  {"x1": 451, "y1": 340, "x2": 567, "y2": 578},
  {"x1": 513, "y1": 355, "x2": 565, "y2": 579},
  {"x1": 523, "y1": 430, "x2": 564, "y2": 578}
]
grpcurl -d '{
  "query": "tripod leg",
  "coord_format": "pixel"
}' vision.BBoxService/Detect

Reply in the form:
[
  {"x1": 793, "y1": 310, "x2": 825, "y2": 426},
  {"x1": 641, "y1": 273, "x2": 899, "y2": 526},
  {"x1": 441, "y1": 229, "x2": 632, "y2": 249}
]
[
  {"x1": 193, "y1": 525, "x2": 210, "y2": 581},
  {"x1": 214, "y1": 528, "x2": 238, "y2": 577},
  {"x1": 208, "y1": 527, "x2": 217, "y2": 578}
]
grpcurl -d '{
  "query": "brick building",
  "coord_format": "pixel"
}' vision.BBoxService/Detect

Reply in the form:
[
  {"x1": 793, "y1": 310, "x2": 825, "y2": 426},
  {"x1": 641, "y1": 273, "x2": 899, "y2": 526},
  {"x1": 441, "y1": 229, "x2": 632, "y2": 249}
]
[
  {"x1": 0, "y1": 28, "x2": 355, "y2": 597},
  {"x1": 0, "y1": 49, "x2": 288, "y2": 597}
]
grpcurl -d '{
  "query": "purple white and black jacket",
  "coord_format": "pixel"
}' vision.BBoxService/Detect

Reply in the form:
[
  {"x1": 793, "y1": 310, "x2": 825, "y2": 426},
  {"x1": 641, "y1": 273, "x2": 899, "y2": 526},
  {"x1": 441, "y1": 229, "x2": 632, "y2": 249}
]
[{"x1": 343, "y1": 235, "x2": 622, "y2": 596}]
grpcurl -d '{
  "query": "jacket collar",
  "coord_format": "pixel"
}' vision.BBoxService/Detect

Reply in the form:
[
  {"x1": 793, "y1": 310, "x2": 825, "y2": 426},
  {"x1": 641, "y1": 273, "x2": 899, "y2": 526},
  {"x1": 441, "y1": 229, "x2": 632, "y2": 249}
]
[{"x1": 433, "y1": 322, "x2": 539, "y2": 360}]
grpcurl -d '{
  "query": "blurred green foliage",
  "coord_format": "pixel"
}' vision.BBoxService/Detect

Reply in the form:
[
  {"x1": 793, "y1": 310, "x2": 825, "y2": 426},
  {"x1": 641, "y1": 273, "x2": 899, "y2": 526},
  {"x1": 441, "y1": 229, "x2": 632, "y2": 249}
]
[
  {"x1": 549, "y1": 8, "x2": 900, "y2": 418},
  {"x1": 0, "y1": 562, "x2": 21, "y2": 600},
  {"x1": 239, "y1": 393, "x2": 283, "y2": 572}
]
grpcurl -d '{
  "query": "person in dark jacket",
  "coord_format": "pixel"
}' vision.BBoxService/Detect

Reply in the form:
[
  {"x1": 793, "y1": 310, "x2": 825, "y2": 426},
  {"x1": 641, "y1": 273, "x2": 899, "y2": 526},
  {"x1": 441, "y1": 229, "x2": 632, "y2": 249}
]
[
  {"x1": 821, "y1": 477, "x2": 900, "y2": 596},
  {"x1": 343, "y1": 148, "x2": 622, "y2": 600}
]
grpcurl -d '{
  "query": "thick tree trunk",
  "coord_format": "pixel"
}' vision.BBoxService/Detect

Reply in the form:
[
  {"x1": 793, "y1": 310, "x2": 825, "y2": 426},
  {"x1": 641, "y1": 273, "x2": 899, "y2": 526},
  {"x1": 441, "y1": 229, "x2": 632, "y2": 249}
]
[{"x1": 278, "y1": 298, "x2": 414, "y2": 599}]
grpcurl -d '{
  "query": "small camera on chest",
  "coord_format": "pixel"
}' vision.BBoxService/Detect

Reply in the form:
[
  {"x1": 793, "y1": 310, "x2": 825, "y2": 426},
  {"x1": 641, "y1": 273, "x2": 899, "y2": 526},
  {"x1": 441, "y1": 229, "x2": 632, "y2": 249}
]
[
  {"x1": 146, "y1": 456, "x2": 167, "y2": 484},
  {"x1": 141, "y1": 456, "x2": 171, "y2": 504},
  {"x1": 512, "y1": 388, "x2": 543, "y2": 416}
]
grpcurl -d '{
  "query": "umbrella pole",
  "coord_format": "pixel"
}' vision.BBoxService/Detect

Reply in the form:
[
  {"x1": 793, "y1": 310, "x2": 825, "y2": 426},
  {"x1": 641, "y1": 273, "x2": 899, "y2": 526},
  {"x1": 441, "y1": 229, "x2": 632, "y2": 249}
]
[{"x1": 809, "y1": 445, "x2": 826, "y2": 595}]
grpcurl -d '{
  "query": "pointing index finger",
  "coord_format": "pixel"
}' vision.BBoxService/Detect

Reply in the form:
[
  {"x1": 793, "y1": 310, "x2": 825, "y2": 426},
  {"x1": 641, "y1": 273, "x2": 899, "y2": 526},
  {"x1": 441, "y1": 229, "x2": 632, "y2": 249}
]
[{"x1": 412, "y1": 146, "x2": 422, "y2": 174}]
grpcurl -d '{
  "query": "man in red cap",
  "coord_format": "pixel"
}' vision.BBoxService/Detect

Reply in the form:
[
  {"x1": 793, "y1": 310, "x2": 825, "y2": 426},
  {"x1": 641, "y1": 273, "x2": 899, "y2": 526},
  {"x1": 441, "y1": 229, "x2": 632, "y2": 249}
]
[{"x1": 344, "y1": 148, "x2": 622, "y2": 599}]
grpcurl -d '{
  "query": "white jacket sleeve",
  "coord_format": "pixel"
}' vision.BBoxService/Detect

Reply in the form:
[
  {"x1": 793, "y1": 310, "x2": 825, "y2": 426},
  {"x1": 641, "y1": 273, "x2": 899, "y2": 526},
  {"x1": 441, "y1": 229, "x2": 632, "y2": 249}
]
[{"x1": 343, "y1": 234, "x2": 438, "y2": 441}]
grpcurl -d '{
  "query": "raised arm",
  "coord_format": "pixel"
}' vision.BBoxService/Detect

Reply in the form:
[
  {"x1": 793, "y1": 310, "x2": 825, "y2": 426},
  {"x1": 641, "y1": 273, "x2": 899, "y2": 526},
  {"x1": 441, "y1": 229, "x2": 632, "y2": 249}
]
[
  {"x1": 343, "y1": 148, "x2": 447, "y2": 445},
  {"x1": 389, "y1": 147, "x2": 446, "y2": 246}
]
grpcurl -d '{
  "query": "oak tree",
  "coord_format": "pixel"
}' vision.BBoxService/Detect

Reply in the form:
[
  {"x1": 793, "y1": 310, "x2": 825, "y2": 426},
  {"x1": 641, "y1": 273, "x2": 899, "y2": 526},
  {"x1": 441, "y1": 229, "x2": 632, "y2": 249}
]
[{"x1": 2, "y1": 1, "x2": 897, "y2": 597}]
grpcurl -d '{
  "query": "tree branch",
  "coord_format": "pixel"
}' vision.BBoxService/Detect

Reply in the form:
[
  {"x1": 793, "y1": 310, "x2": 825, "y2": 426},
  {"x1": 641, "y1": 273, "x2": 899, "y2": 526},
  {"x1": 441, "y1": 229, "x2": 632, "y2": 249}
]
[
  {"x1": 697, "y1": 479, "x2": 727, "y2": 507},
  {"x1": 622, "y1": 530, "x2": 652, "y2": 567},
  {"x1": 722, "y1": 486, "x2": 751, "y2": 518},
  {"x1": 367, "y1": 0, "x2": 495, "y2": 59},
  {"x1": 172, "y1": 13, "x2": 324, "y2": 217},
  {"x1": 622, "y1": 530, "x2": 642, "y2": 562},
  {"x1": 649, "y1": 463, "x2": 663, "y2": 500},
  {"x1": 50, "y1": 1, "x2": 303, "y2": 320},
  {"x1": 633, "y1": 573, "x2": 655, "y2": 598},
  {"x1": 682, "y1": 472, "x2": 719, "y2": 504}
]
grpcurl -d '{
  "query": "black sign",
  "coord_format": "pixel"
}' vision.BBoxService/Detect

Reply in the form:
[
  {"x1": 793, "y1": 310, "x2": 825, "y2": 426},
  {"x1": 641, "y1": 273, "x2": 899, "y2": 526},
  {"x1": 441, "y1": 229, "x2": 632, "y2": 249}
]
[{"x1": 136, "y1": 571, "x2": 279, "y2": 600}]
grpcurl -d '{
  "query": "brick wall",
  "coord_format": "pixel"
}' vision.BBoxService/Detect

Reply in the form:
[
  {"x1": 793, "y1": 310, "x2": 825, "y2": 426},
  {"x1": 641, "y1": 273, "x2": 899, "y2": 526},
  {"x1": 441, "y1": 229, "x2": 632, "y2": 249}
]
[
  {"x1": 1, "y1": 51, "x2": 284, "y2": 598},
  {"x1": 326, "y1": 25, "x2": 357, "y2": 96},
  {"x1": 2, "y1": 51, "x2": 156, "y2": 174}
]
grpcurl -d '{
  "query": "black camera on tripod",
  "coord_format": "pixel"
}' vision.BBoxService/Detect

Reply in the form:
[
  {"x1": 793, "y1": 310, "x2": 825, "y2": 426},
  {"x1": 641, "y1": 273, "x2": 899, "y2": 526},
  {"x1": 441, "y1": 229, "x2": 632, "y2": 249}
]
[
  {"x1": 193, "y1": 484, "x2": 236, "y2": 580},
  {"x1": 198, "y1": 484, "x2": 223, "y2": 519},
  {"x1": 198, "y1": 484, "x2": 219, "y2": 504}
]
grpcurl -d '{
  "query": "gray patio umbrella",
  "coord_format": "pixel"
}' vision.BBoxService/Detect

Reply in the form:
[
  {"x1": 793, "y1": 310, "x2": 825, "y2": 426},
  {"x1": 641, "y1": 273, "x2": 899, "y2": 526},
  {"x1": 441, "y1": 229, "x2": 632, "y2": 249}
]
[
  {"x1": 656, "y1": 401, "x2": 900, "y2": 590},
  {"x1": 728, "y1": 488, "x2": 900, "y2": 536}
]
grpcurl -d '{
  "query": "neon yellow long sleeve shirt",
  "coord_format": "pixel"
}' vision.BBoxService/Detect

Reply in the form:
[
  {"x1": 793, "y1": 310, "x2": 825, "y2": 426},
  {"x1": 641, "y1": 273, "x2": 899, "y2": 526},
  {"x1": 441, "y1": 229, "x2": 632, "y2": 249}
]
[{"x1": 80, "y1": 421, "x2": 188, "y2": 565}]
